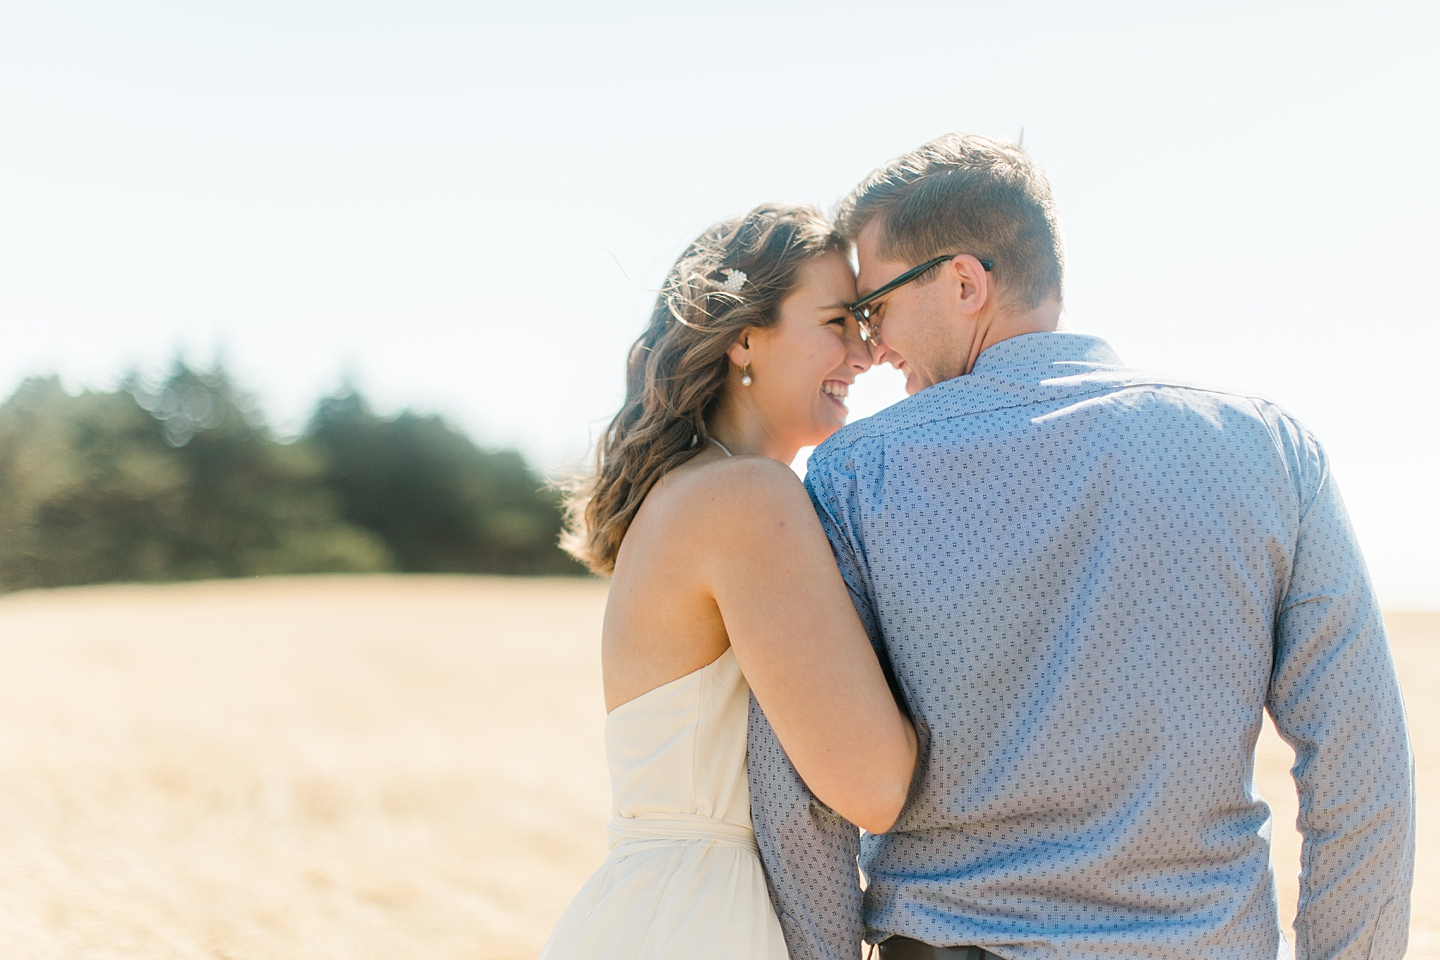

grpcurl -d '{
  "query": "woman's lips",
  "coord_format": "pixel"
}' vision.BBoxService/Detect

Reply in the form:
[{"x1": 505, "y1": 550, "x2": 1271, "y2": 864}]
[{"x1": 821, "y1": 380, "x2": 849, "y2": 409}]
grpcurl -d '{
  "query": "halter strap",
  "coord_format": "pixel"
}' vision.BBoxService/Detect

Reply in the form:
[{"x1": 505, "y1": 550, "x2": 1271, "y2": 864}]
[{"x1": 709, "y1": 438, "x2": 734, "y2": 457}]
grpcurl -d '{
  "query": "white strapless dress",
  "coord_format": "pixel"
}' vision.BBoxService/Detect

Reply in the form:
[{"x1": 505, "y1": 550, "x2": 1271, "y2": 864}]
[{"x1": 538, "y1": 647, "x2": 790, "y2": 959}]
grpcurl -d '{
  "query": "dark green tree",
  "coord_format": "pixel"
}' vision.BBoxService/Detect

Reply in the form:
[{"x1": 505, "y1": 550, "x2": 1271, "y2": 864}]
[
  {"x1": 307, "y1": 391, "x2": 581, "y2": 576},
  {"x1": 0, "y1": 365, "x2": 392, "y2": 592},
  {"x1": 126, "y1": 364, "x2": 395, "y2": 580},
  {"x1": 0, "y1": 376, "x2": 185, "y2": 589},
  {"x1": 0, "y1": 364, "x2": 579, "y2": 593}
]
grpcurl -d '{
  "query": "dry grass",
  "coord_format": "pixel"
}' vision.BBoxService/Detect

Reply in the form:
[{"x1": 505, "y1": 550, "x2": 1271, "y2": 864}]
[
  {"x1": 0, "y1": 577, "x2": 1431, "y2": 958},
  {"x1": 1256, "y1": 610, "x2": 1439, "y2": 958}
]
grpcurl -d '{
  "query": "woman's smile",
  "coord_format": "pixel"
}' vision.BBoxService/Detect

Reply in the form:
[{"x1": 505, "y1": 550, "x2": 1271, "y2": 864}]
[{"x1": 820, "y1": 380, "x2": 850, "y2": 410}]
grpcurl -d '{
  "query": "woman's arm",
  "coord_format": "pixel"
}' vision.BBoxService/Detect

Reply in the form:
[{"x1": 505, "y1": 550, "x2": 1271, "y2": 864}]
[{"x1": 693, "y1": 457, "x2": 916, "y2": 834}]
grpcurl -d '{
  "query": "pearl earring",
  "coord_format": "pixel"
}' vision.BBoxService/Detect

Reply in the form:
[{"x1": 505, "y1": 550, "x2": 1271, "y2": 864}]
[{"x1": 740, "y1": 362, "x2": 752, "y2": 386}]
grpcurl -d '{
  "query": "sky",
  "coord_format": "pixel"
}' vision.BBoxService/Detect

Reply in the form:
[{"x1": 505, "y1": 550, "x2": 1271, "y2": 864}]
[{"x1": 1, "y1": 1, "x2": 1437, "y2": 607}]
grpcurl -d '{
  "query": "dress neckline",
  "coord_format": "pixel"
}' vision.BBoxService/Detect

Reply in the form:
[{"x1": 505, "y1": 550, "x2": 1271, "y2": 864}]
[{"x1": 606, "y1": 647, "x2": 735, "y2": 718}]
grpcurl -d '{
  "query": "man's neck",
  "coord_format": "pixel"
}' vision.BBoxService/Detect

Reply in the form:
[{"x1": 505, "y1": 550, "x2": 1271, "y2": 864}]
[{"x1": 963, "y1": 297, "x2": 1063, "y2": 375}]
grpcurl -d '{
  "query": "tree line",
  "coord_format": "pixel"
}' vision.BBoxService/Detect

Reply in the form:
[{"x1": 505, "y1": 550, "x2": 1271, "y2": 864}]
[{"x1": 0, "y1": 363, "x2": 584, "y2": 592}]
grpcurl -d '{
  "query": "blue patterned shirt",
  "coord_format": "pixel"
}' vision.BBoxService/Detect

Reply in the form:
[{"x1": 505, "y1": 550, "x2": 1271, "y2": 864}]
[{"x1": 747, "y1": 333, "x2": 1414, "y2": 960}]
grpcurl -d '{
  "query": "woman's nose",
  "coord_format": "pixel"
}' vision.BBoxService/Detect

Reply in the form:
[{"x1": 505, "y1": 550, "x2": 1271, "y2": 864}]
[
  {"x1": 849, "y1": 333, "x2": 875, "y2": 372},
  {"x1": 839, "y1": 313, "x2": 876, "y2": 371}
]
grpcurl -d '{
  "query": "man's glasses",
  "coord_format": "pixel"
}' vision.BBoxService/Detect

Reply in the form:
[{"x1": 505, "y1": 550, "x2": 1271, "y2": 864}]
[{"x1": 848, "y1": 254, "x2": 994, "y2": 343}]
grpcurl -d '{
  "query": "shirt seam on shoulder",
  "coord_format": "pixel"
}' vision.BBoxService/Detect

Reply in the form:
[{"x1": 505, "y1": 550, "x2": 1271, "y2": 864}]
[
  {"x1": 817, "y1": 378, "x2": 1278, "y2": 459},
  {"x1": 1242, "y1": 395, "x2": 1302, "y2": 622}
]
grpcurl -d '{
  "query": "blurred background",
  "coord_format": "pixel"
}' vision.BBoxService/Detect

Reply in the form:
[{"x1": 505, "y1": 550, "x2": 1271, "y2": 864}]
[
  {"x1": 2, "y1": 0, "x2": 1437, "y2": 604},
  {"x1": 0, "y1": 3, "x2": 1435, "y2": 958}
]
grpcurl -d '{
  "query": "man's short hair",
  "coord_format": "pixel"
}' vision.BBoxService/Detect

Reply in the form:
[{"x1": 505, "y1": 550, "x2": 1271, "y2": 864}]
[{"x1": 836, "y1": 133, "x2": 1065, "y2": 309}]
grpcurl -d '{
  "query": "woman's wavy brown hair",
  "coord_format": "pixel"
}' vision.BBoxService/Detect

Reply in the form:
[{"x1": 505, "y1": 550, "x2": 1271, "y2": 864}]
[{"x1": 563, "y1": 203, "x2": 846, "y2": 575}]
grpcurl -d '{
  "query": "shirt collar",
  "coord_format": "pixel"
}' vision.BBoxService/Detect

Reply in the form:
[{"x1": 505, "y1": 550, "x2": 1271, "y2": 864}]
[{"x1": 968, "y1": 332, "x2": 1124, "y2": 379}]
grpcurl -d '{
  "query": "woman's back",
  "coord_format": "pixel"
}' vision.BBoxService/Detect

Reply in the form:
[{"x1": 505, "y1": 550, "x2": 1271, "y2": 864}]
[
  {"x1": 540, "y1": 454, "x2": 792, "y2": 960},
  {"x1": 600, "y1": 450, "x2": 734, "y2": 715}
]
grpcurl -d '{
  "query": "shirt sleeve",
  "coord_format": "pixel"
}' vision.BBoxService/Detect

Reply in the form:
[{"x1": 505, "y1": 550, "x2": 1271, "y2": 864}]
[
  {"x1": 1266, "y1": 417, "x2": 1416, "y2": 960},
  {"x1": 746, "y1": 445, "x2": 880, "y2": 960}
]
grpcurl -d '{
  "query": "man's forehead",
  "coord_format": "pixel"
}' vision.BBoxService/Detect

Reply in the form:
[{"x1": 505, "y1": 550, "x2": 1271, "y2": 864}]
[
  {"x1": 853, "y1": 220, "x2": 905, "y2": 298},
  {"x1": 854, "y1": 219, "x2": 885, "y2": 259}
]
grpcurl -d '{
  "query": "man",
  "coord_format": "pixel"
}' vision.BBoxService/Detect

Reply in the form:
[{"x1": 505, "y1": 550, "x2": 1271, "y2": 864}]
[{"x1": 747, "y1": 134, "x2": 1414, "y2": 960}]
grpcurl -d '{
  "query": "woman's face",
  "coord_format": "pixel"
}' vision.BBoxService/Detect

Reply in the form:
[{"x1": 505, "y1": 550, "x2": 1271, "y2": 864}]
[{"x1": 742, "y1": 252, "x2": 873, "y2": 449}]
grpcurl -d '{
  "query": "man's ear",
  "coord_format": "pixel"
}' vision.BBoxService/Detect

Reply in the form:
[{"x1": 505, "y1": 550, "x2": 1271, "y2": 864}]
[{"x1": 950, "y1": 254, "x2": 991, "y2": 316}]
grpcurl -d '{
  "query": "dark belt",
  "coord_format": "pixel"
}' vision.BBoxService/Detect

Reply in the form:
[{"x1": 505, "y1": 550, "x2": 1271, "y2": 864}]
[{"x1": 877, "y1": 936, "x2": 1002, "y2": 960}]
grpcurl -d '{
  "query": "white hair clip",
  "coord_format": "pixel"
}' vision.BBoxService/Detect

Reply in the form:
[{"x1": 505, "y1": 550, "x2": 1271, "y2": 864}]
[{"x1": 718, "y1": 268, "x2": 748, "y2": 293}]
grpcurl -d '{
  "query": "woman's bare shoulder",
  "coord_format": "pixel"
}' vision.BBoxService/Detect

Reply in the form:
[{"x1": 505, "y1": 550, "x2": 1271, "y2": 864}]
[
  {"x1": 657, "y1": 455, "x2": 814, "y2": 526},
  {"x1": 642, "y1": 457, "x2": 832, "y2": 578},
  {"x1": 618, "y1": 456, "x2": 816, "y2": 587}
]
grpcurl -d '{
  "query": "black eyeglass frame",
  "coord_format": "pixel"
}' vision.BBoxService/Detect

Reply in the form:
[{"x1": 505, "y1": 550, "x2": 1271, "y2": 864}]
[{"x1": 848, "y1": 254, "x2": 994, "y2": 342}]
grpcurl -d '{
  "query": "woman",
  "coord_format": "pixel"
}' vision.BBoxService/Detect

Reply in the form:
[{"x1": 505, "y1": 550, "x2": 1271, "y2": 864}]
[{"x1": 541, "y1": 204, "x2": 916, "y2": 958}]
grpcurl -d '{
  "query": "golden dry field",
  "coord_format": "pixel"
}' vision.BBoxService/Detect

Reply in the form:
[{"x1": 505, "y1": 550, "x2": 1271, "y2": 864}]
[{"x1": 0, "y1": 577, "x2": 1431, "y2": 959}]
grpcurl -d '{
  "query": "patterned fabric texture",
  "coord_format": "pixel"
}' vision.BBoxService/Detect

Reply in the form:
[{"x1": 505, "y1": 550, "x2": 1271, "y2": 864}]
[{"x1": 748, "y1": 333, "x2": 1415, "y2": 960}]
